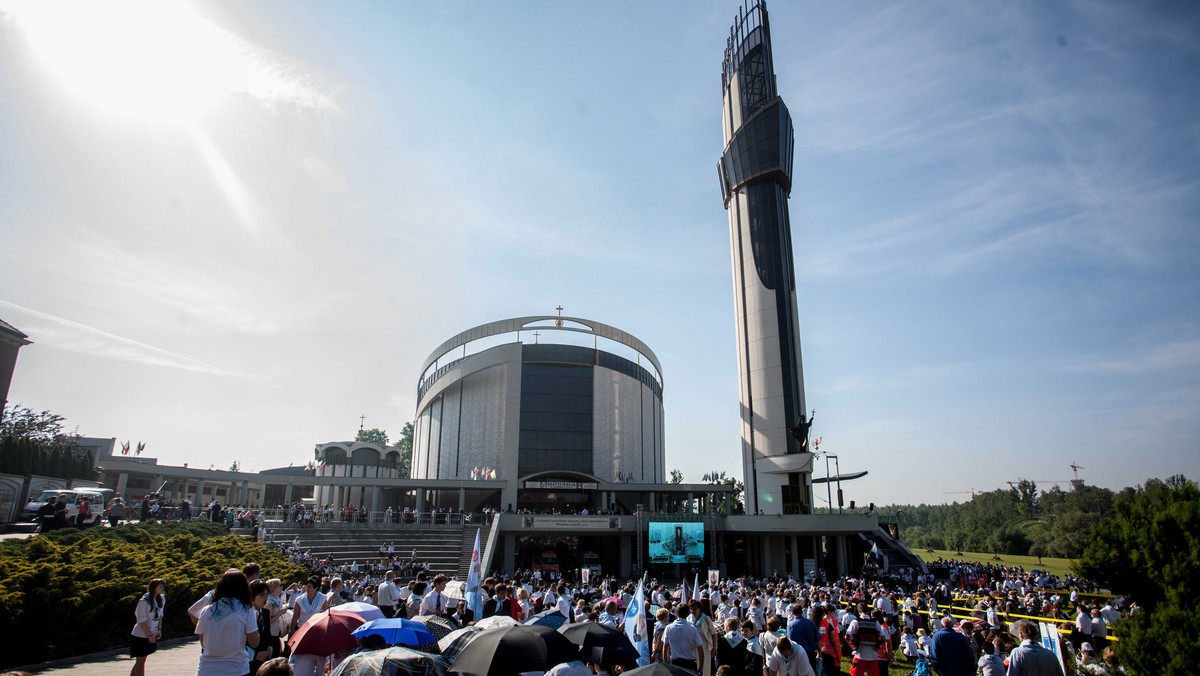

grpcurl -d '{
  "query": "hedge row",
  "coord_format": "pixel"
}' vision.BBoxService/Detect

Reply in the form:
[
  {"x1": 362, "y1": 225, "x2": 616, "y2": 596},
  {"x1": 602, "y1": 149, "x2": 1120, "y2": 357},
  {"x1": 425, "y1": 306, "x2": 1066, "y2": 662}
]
[{"x1": 0, "y1": 522, "x2": 309, "y2": 668}]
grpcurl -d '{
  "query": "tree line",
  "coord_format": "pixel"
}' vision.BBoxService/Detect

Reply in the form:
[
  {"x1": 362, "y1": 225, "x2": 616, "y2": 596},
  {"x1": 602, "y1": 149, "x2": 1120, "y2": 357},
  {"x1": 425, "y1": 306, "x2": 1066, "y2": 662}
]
[
  {"x1": 879, "y1": 478, "x2": 1127, "y2": 559},
  {"x1": 0, "y1": 404, "x2": 93, "y2": 481}
]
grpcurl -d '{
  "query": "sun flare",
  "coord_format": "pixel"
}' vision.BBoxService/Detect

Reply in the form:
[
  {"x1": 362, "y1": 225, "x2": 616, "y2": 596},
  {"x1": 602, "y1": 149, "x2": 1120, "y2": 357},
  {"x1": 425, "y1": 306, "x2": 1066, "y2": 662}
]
[{"x1": 10, "y1": 0, "x2": 262, "y2": 121}]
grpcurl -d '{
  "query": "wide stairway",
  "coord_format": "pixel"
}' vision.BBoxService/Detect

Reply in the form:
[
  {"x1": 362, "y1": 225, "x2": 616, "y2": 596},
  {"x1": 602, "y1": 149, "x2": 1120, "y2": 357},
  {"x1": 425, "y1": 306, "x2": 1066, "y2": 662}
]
[{"x1": 250, "y1": 521, "x2": 473, "y2": 578}]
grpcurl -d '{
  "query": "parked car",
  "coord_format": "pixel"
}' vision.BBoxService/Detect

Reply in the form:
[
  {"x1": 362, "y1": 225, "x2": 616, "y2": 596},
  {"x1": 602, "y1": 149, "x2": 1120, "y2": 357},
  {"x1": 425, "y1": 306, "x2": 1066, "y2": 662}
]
[{"x1": 20, "y1": 489, "x2": 109, "y2": 526}]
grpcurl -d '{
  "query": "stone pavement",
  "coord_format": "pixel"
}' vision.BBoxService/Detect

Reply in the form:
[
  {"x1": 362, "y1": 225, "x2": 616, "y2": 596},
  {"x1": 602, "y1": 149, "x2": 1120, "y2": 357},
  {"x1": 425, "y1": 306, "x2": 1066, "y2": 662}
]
[{"x1": 27, "y1": 639, "x2": 201, "y2": 675}]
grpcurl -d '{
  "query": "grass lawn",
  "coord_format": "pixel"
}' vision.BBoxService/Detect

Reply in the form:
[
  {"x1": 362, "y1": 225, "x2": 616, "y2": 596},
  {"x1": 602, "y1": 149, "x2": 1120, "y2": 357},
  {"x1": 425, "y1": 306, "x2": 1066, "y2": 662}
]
[{"x1": 918, "y1": 548, "x2": 1075, "y2": 579}]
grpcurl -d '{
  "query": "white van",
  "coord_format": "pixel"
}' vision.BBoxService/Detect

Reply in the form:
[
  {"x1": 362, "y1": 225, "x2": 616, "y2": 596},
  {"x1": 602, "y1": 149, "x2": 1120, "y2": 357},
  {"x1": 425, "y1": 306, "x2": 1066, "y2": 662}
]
[{"x1": 20, "y1": 489, "x2": 109, "y2": 526}]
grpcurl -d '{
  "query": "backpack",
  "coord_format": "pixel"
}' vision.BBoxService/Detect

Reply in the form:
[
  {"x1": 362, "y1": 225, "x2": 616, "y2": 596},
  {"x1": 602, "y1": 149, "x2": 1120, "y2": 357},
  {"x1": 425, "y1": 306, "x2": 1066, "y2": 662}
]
[{"x1": 910, "y1": 657, "x2": 933, "y2": 676}]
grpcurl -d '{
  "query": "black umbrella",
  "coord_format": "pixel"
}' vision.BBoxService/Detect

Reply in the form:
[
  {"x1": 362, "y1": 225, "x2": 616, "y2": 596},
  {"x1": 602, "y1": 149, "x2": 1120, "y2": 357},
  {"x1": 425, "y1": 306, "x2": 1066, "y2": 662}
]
[
  {"x1": 621, "y1": 663, "x2": 698, "y2": 676},
  {"x1": 438, "y1": 626, "x2": 483, "y2": 662},
  {"x1": 558, "y1": 622, "x2": 640, "y2": 667},
  {"x1": 449, "y1": 624, "x2": 578, "y2": 676},
  {"x1": 412, "y1": 615, "x2": 459, "y2": 641}
]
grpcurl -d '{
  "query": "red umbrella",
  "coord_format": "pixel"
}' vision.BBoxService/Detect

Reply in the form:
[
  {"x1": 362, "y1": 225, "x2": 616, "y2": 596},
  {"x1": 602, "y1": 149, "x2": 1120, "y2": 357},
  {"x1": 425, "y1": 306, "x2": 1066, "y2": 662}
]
[{"x1": 288, "y1": 608, "x2": 366, "y2": 656}]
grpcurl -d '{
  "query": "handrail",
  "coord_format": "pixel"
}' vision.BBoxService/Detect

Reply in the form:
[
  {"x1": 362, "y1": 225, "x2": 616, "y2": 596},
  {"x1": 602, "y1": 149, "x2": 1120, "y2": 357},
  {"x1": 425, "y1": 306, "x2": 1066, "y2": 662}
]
[{"x1": 481, "y1": 513, "x2": 503, "y2": 576}]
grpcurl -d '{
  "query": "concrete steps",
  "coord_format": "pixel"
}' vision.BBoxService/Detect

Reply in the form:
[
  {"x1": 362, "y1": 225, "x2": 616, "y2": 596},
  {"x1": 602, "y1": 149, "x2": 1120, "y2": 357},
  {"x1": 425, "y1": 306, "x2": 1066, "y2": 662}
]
[{"x1": 253, "y1": 522, "x2": 472, "y2": 578}]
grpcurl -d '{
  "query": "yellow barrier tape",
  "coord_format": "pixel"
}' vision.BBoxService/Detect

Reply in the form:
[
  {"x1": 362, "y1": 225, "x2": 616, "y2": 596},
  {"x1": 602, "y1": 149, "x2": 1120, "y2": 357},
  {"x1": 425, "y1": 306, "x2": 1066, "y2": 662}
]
[{"x1": 831, "y1": 598, "x2": 1123, "y2": 642}]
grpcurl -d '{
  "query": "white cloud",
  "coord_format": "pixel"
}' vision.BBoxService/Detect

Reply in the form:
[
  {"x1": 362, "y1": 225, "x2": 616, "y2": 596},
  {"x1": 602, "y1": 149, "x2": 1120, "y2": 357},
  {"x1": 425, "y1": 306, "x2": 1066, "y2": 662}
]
[{"x1": 0, "y1": 299, "x2": 276, "y2": 386}]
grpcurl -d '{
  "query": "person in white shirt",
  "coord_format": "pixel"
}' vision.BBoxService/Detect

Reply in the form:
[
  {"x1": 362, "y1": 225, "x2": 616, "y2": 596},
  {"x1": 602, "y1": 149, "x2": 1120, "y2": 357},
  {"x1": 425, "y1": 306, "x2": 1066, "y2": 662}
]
[
  {"x1": 554, "y1": 585, "x2": 573, "y2": 619},
  {"x1": 195, "y1": 571, "x2": 260, "y2": 676},
  {"x1": 130, "y1": 578, "x2": 166, "y2": 676},
  {"x1": 377, "y1": 571, "x2": 400, "y2": 618},
  {"x1": 327, "y1": 578, "x2": 346, "y2": 608},
  {"x1": 419, "y1": 575, "x2": 451, "y2": 617},
  {"x1": 767, "y1": 637, "x2": 815, "y2": 676}
]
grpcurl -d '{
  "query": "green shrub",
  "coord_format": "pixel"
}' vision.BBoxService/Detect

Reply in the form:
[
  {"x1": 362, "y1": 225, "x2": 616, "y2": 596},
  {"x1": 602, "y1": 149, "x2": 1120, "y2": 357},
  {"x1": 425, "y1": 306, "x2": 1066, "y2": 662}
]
[{"x1": 0, "y1": 525, "x2": 308, "y2": 668}]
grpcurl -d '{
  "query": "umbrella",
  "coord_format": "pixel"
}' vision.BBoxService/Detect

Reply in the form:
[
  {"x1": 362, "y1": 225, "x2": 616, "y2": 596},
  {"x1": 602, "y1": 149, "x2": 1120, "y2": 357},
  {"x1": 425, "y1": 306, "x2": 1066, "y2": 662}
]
[
  {"x1": 558, "y1": 622, "x2": 640, "y2": 667},
  {"x1": 622, "y1": 663, "x2": 699, "y2": 676},
  {"x1": 353, "y1": 618, "x2": 439, "y2": 647},
  {"x1": 524, "y1": 608, "x2": 569, "y2": 630},
  {"x1": 412, "y1": 615, "x2": 459, "y2": 640},
  {"x1": 290, "y1": 609, "x2": 367, "y2": 656},
  {"x1": 602, "y1": 596, "x2": 625, "y2": 606},
  {"x1": 331, "y1": 645, "x2": 451, "y2": 676},
  {"x1": 438, "y1": 626, "x2": 483, "y2": 662},
  {"x1": 449, "y1": 624, "x2": 578, "y2": 676},
  {"x1": 339, "y1": 602, "x2": 386, "y2": 622},
  {"x1": 473, "y1": 615, "x2": 519, "y2": 631}
]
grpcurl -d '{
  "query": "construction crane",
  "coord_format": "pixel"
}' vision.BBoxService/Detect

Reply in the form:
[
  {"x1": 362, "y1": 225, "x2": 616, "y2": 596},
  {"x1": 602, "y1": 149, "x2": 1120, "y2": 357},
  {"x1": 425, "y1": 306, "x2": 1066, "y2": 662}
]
[
  {"x1": 1070, "y1": 463, "x2": 1086, "y2": 489},
  {"x1": 1006, "y1": 479, "x2": 1070, "y2": 489}
]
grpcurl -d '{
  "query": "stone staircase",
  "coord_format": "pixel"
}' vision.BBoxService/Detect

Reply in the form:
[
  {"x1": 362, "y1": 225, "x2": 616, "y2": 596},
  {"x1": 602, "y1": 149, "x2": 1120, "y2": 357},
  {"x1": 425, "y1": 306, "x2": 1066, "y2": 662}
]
[
  {"x1": 253, "y1": 522, "x2": 472, "y2": 578},
  {"x1": 858, "y1": 527, "x2": 928, "y2": 573}
]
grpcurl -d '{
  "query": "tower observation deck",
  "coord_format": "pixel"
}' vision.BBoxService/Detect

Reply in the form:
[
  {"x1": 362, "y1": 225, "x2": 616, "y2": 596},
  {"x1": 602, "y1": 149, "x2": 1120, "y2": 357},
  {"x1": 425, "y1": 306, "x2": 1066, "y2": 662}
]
[{"x1": 717, "y1": 0, "x2": 812, "y2": 516}]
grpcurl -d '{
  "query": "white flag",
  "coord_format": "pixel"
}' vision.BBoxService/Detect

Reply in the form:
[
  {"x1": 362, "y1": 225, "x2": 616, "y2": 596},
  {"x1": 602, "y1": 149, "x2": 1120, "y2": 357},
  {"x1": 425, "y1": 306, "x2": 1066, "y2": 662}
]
[
  {"x1": 693, "y1": 573, "x2": 702, "y2": 601},
  {"x1": 624, "y1": 578, "x2": 650, "y2": 666}
]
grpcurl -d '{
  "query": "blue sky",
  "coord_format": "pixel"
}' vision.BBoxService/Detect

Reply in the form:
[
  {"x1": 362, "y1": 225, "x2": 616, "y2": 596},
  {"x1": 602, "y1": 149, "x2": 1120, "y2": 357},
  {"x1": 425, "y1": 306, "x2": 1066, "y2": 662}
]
[{"x1": 0, "y1": 0, "x2": 1196, "y2": 505}]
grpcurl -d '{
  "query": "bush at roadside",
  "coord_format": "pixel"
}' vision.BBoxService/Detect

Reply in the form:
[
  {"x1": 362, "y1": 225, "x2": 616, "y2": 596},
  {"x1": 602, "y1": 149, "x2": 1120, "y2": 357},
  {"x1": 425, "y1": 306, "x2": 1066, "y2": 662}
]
[{"x1": 0, "y1": 521, "x2": 308, "y2": 668}]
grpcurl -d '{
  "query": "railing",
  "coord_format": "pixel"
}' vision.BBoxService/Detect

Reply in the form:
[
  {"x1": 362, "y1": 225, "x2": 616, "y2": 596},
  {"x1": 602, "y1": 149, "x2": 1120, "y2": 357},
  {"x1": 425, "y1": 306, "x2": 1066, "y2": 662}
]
[
  {"x1": 248, "y1": 509, "x2": 497, "y2": 527},
  {"x1": 122, "y1": 509, "x2": 500, "y2": 527}
]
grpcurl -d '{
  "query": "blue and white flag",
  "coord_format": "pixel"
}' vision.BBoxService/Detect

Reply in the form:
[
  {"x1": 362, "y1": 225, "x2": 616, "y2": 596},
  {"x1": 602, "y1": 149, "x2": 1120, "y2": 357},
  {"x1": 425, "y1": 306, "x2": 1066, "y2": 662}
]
[
  {"x1": 871, "y1": 542, "x2": 881, "y2": 559},
  {"x1": 467, "y1": 528, "x2": 482, "y2": 618},
  {"x1": 624, "y1": 578, "x2": 650, "y2": 666}
]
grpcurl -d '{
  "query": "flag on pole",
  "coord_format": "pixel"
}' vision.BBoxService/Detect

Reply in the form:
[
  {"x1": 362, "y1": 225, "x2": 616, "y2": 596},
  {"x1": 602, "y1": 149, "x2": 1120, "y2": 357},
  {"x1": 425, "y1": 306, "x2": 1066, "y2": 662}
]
[
  {"x1": 624, "y1": 578, "x2": 650, "y2": 666},
  {"x1": 693, "y1": 573, "x2": 702, "y2": 601},
  {"x1": 871, "y1": 542, "x2": 881, "y2": 559},
  {"x1": 679, "y1": 577, "x2": 688, "y2": 604},
  {"x1": 466, "y1": 528, "x2": 482, "y2": 620},
  {"x1": 121, "y1": 441, "x2": 130, "y2": 455},
  {"x1": 136, "y1": 441, "x2": 145, "y2": 455}
]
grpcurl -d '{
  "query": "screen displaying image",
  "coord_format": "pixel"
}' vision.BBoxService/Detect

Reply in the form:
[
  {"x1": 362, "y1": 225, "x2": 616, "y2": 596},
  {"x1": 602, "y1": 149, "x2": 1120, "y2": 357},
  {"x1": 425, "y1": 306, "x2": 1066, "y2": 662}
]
[{"x1": 647, "y1": 521, "x2": 705, "y2": 564}]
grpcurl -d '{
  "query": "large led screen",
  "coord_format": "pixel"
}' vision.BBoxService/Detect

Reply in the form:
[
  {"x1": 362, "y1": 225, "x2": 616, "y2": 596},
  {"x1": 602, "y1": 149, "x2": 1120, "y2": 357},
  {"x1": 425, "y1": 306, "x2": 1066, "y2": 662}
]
[{"x1": 648, "y1": 521, "x2": 705, "y2": 564}]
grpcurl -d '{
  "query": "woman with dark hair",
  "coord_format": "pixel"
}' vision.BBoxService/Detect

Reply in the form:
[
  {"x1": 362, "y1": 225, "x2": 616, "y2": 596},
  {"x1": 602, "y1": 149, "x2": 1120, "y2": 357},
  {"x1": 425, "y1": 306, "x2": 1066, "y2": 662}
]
[
  {"x1": 130, "y1": 578, "x2": 166, "y2": 676},
  {"x1": 195, "y1": 569, "x2": 259, "y2": 676},
  {"x1": 289, "y1": 577, "x2": 328, "y2": 676},
  {"x1": 248, "y1": 580, "x2": 277, "y2": 676}
]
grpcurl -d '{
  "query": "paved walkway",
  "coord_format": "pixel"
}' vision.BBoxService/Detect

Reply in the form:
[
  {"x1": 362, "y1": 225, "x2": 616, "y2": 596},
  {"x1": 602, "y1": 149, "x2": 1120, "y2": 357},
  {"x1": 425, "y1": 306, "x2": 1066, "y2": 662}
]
[{"x1": 28, "y1": 640, "x2": 201, "y2": 675}]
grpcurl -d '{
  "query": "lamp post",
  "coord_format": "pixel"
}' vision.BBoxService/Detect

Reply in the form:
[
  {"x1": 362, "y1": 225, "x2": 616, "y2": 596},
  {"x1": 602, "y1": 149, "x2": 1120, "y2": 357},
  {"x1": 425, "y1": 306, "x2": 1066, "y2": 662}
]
[{"x1": 824, "y1": 453, "x2": 837, "y2": 515}]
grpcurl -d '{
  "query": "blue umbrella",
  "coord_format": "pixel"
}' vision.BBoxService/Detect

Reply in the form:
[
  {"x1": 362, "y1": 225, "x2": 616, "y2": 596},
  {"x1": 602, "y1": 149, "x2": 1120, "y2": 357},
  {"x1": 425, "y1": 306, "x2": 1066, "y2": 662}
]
[
  {"x1": 353, "y1": 618, "x2": 438, "y2": 647},
  {"x1": 524, "y1": 608, "x2": 569, "y2": 630}
]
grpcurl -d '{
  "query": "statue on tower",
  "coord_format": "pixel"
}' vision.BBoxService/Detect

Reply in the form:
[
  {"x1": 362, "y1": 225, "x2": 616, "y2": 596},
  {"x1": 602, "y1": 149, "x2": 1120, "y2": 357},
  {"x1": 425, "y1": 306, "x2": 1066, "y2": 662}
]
[{"x1": 790, "y1": 410, "x2": 815, "y2": 450}]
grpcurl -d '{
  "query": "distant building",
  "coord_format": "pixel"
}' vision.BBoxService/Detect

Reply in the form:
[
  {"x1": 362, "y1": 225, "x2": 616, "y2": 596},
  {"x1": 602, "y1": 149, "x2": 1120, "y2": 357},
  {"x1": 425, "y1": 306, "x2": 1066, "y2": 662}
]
[
  {"x1": 411, "y1": 315, "x2": 666, "y2": 512},
  {"x1": 0, "y1": 317, "x2": 32, "y2": 412}
]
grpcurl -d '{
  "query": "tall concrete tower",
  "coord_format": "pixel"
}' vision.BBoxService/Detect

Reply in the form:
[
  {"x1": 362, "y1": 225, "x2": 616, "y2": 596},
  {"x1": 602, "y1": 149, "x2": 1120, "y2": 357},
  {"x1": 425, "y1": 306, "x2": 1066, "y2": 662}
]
[{"x1": 717, "y1": 0, "x2": 812, "y2": 516}]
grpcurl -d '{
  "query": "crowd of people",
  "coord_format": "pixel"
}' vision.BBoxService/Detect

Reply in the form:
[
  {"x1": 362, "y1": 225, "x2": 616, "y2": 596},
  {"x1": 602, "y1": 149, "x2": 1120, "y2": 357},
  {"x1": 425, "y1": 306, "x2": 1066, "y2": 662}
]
[{"x1": 119, "y1": 542, "x2": 1133, "y2": 676}]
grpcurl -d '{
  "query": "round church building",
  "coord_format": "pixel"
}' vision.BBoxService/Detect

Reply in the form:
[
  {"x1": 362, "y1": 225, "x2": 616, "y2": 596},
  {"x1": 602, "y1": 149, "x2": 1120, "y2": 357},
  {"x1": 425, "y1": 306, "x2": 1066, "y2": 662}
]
[{"x1": 412, "y1": 315, "x2": 665, "y2": 512}]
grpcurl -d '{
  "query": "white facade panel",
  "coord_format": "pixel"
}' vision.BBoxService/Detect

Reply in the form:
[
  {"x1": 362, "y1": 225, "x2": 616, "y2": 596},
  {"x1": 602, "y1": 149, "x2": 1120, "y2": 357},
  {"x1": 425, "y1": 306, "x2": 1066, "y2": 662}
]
[
  {"x1": 458, "y1": 365, "x2": 507, "y2": 480},
  {"x1": 439, "y1": 383, "x2": 462, "y2": 478},
  {"x1": 426, "y1": 397, "x2": 443, "y2": 480}
]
